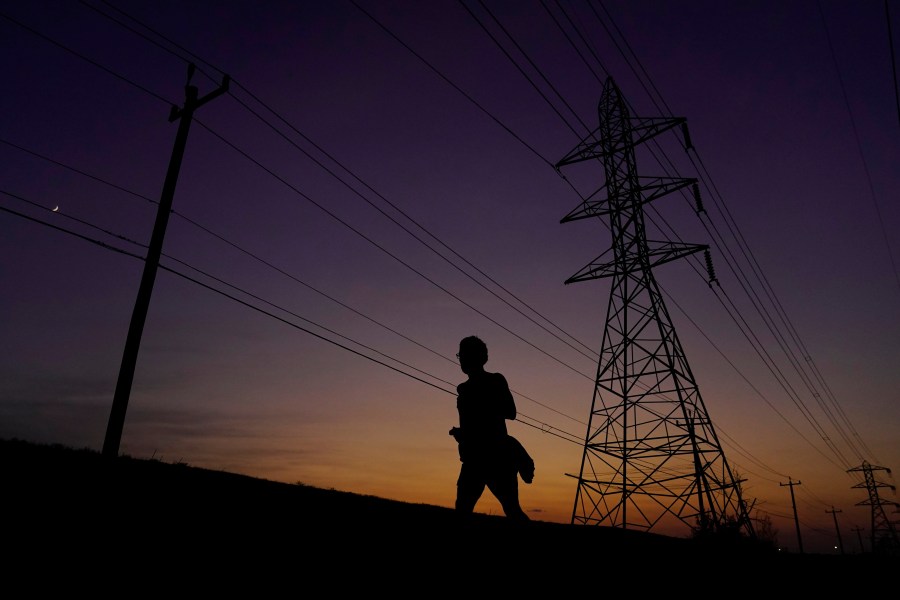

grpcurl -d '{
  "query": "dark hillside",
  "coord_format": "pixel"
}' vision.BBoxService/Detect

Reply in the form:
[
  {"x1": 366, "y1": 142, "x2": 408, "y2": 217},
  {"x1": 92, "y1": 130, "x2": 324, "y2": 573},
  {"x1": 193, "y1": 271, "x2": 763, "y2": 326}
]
[{"x1": 3, "y1": 438, "x2": 893, "y2": 593}]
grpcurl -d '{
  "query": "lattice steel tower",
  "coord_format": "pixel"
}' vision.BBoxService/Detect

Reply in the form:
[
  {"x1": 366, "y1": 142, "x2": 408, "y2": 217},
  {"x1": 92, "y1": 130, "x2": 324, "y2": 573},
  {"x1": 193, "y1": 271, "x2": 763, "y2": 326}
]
[
  {"x1": 557, "y1": 77, "x2": 753, "y2": 537},
  {"x1": 848, "y1": 461, "x2": 899, "y2": 555}
]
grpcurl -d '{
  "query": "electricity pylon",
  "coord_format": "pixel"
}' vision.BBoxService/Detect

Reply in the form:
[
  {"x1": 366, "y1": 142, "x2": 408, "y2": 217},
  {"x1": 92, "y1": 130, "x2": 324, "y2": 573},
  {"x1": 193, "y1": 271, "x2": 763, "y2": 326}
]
[
  {"x1": 557, "y1": 77, "x2": 753, "y2": 538},
  {"x1": 848, "y1": 461, "x2": 899, "y2": 555}
]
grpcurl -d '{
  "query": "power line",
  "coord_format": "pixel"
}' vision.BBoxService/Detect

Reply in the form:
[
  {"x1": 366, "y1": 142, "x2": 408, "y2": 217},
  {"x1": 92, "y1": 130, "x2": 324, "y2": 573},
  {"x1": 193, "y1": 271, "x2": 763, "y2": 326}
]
[
  {"x1": 0, "y1": 202, "x2": 143, "y2": 261},
  {"x1": 539, "y1": 0, "x2": 605, "y2": 84},
  {"x1": 2, "y1": 193, "x2": 592, "y2": 444},
  {"x1": 817, "y1": 0, "x2": 900, "y2": 296},
  {"x1": 0, "y1": 144, "x2": 581, "y2": 429},
  {"x1": 1, "y1": 141, "x2": 587, "y2": 429},
  {"x1": 92, "y1": 0, "x2": 227, "y2": 81},
  {"x1": 663, "y1": 286, "x2": 836, "y2": 467},
  {"x1": 353, "y1": 0, "x2": 872, "y2": 478},
  {"x1": 513, "y1": 0, "x2": 867, "y2": 474},
  {"x1": 88, "y1": 0, "x2": 826, "y2": 479},
  {"x1": 350, "y1": 0, "x2": 555, "y2": 169},
  {"x1": 1, "y1": 136, "x2": 457, "y2": 367},
  {"x1": 460, "y1": 0, "x2": 587, "y2": 137},
  {"x1": 587, "y1": 0, "x2": 878, "y2": 469},
  {"x1": 84, "y1": 0, "x2": 605, "y2": 387},
  {"x1": 3, "y1": 2, "x2": 884, "y2": 536},
  {"x1": 223, "y1": 88, "x2": 600, "y2": 364},
  {"x1": 0, "y1": 9, "x2": 173, "y2": 105},
  {"x1": 546, "y1": 1, "x2": 855, "y2": 462},
  {"x1": 887, "y1": 0, "x2": 900, "y2": 127},
  {"x1": 193, "y1": 116, "x2": 598, "y2": 382}
]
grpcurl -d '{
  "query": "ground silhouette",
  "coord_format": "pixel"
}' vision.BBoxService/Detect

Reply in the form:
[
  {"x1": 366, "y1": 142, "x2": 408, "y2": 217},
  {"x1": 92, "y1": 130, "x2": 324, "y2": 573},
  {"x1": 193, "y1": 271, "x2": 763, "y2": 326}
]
[{"x1": 4, "y1": 438, "x2": 893, "y2": 593}]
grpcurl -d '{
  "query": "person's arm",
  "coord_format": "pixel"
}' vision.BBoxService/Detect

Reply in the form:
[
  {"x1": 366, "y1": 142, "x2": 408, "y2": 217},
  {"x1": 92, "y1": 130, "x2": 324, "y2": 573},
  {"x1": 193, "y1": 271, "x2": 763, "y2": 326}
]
[{"x1": 496, "y1": 373, "x2": 516, "y2": 420}]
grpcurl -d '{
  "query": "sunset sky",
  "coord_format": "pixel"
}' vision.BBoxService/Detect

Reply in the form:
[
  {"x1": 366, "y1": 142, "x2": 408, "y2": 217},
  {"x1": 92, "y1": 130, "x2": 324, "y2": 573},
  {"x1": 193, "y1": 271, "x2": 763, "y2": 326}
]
[{"x1": 2, "y1": 1, "x2": 898, "y2": 555}]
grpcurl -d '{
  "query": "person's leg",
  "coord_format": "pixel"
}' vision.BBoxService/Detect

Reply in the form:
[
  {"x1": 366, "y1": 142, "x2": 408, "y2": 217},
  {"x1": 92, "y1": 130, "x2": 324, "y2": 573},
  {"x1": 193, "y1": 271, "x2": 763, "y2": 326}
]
[
  {"x1": 455, "y1": 462, "x2": 485, "y2": 513},
  {"x1": 487, "y1": 468, "x2": 529, "y2": 521}
]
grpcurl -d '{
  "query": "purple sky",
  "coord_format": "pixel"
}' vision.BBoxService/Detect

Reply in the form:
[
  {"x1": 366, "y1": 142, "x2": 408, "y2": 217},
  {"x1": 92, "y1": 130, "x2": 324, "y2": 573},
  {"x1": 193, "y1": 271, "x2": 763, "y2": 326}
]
[{"x1": 2, "y1": 1, "x2": 898, "y2": 554}]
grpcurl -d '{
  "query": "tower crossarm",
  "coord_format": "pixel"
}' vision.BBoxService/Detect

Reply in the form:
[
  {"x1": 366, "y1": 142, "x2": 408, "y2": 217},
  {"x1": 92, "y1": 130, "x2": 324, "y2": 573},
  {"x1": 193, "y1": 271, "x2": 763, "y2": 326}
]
[
  {"x1": 555, "y1": 116, "x2": 686, "y2": 167},
  {"x1": 639, "y1": 176, "x2": 697, "y2": 204},
  {"x1": 645, "y1": 241, "x2": 708, "y2": 270},
  {"x1": 565, "y1": 242, "x2": 708, "y2": 283},
  {"x1": 561, "y1": 176, "x2": 697, "y2": 223}
]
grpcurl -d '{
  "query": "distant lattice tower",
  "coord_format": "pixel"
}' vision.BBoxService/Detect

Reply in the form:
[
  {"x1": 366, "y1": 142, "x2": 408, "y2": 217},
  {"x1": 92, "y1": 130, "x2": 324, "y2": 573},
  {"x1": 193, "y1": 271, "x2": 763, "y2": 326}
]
[
  {"x1": 556, "y1": 77, "x2": 754, "y2": 538},
  {"x1": 848, "y1": 461, "x2": 900, "y2": 555}
]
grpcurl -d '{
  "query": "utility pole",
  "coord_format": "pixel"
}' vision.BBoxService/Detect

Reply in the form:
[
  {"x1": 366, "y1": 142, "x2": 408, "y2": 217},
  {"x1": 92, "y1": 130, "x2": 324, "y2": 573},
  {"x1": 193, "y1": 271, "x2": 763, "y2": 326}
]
[
  {"x1": 826, "y1": 506, "x2": 844, "y2": 554},
  {"x1": 557, "y1": 76, "x2": 752, "y2": 539},
  {"x1": 780, "y1": 478, "x2": 803, "y2": 553},
  {"x1": 102, "y1": 65, "x2": 229, "y2": 458}
]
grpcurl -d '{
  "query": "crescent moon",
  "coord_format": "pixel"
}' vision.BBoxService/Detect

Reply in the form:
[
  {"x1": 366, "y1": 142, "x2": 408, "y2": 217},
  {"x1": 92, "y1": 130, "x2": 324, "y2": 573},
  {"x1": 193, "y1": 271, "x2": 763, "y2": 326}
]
[{"x1": 52, "y1": 206, "x2": 59, "y2": 212}]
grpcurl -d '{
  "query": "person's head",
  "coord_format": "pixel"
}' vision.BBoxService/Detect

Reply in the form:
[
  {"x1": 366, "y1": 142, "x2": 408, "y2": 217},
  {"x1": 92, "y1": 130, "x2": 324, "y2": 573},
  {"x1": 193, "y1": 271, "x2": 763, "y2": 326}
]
[{"x1": 458, "y1": 336, "x2": 488, "y2": 375}]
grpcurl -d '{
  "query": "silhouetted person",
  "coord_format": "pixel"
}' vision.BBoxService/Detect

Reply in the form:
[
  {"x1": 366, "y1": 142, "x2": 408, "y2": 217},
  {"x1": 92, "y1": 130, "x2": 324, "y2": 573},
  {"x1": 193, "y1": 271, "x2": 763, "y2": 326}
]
[{"x1": 449, "y1": 335, "x2": 530, "y2": 521}]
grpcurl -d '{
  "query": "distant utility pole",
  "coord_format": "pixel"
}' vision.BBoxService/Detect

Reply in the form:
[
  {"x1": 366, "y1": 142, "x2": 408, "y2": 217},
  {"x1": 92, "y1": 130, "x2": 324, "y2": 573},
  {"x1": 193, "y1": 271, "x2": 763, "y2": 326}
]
[
  {"x1": 102, "y1": 65, "x2": 229, "y2": 458},
  {"x1": 780, "y1": 477, "x2": 803, "y2": 553},
  {"x1": 826, "y1": 506, "x2": 844, "y2": 554}
]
